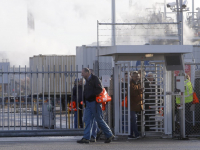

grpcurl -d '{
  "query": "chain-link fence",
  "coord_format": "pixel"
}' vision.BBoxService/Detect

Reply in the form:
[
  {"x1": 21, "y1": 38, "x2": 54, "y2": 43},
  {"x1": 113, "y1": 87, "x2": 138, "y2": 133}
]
[{"x1": 173, "y1": 64, "x2": 200, "y2": 138}]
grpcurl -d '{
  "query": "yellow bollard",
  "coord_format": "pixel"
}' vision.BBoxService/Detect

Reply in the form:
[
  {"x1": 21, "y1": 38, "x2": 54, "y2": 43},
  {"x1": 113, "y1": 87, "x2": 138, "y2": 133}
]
[{"x1": 33, "y1": 100, "x2": 37, "y2": 114}]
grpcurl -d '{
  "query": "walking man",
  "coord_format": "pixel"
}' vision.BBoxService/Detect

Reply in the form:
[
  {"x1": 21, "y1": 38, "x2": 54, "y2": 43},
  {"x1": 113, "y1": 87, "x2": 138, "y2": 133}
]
[{"x1": 77, "y1": 68, "x2": 114, "y2": 144}]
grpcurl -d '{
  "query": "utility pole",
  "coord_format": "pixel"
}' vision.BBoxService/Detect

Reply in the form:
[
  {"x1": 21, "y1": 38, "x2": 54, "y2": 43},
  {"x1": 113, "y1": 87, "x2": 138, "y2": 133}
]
[
  {"x1": 164, "y1": 0, "x2": 166, "y2": 20},
  {"x1": 112, "y1": 0, "x2": 116, "y2": 46},
  {"x1": 192, "y1": 0, "x2": 194, "y2": 27}
]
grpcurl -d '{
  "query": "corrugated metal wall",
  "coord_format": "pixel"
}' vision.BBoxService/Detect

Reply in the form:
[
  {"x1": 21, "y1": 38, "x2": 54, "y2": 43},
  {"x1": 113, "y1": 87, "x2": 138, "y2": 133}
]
[
  {"x1": 76, "y1": 45, "x2": 113, "y2": 77},
  {"x1": 29, "y1": 55, "x2": 76, "y2": 94}
]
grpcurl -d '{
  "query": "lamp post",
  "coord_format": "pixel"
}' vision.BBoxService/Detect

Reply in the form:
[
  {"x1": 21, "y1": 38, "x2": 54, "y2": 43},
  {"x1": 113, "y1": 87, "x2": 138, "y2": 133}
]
[{"x1": 167, "y1": 0, "x2": 189, "y2": 45}]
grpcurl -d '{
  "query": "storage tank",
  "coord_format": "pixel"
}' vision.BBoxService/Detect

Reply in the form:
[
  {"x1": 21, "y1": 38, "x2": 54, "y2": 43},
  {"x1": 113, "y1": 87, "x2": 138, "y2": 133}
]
[{"x1": 29, "y1": 55, "x2": 76, "y2": 95}]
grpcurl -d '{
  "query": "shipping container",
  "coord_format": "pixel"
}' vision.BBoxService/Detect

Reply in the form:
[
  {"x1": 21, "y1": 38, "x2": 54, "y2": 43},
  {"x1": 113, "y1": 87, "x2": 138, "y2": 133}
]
[{"x1": 29, "y1": 55, "x2": 76, "y2": 95}]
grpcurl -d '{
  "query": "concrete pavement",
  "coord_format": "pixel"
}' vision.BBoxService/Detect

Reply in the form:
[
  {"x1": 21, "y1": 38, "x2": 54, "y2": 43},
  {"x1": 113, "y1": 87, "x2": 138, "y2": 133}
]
[{"x1": 0, "y1": 136, "x2": 200, "y2": 150}]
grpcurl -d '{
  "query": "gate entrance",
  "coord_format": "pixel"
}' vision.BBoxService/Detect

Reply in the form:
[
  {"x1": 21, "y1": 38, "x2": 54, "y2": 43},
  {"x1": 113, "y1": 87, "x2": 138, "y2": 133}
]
[
  {"x1": 116, "y1": 62, "x2": 131, "y2": 135},
  {"x1": 141, "y1": 63, "x2": 165, "y2": 136},
  {"x1": 116, "y1": 62, "x2": 165, "y2": 137},
  {"x1": 99, "y1": 45, "x2": 193, "y2": 138}
]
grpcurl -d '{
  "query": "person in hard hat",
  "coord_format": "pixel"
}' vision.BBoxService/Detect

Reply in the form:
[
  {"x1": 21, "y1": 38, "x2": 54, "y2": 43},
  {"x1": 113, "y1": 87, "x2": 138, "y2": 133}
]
[
  {"x1": 77, "y1": 68, "x2": 114, "y2": 144},
  {"x1": 176, "y1": 74, "x2": 193, "y2": 135},
  {"x1": 128, "y1": 71, "x2": 143, "y2": 139},
  {"x1": 72, "y1": 78, "x2": 84, "y2": 129}
]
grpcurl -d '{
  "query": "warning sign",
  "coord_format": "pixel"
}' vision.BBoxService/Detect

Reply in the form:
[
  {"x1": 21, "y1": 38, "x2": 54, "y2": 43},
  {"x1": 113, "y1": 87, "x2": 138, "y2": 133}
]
[
  {"x1": 174, "y1": 65, "x2": 191, "y2": 78},
  {"x1": 102, "y1": 75, "x2": 110, "y2": 87}
]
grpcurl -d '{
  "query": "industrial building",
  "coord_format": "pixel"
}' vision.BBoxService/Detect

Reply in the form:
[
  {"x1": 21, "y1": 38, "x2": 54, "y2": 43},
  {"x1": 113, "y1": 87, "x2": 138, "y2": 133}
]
[{"x1": 0, "y1": 0, "x2": 200, "y2": 140}]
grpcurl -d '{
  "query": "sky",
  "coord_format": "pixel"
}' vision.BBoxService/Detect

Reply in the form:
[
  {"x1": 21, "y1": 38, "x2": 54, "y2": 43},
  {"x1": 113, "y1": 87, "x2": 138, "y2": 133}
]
[{"x1": 0, "y1": 0, "x2": 200, "y2": 66}]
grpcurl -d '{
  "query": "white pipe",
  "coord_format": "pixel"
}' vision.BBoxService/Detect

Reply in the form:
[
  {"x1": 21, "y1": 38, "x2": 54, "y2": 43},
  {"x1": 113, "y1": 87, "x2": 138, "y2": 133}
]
[
  {"x1": 176, "y1": 0, "x2": 181, "y2": 45},
  {"x1": 180, "y1": 0, "x2": 183, "y2": 45},
  {"x1": 164, "y1": 0, "x2": 166, "y2": 20},
  {"x1": 112, "y1": 0, "x2": 116, "y2": 46},
  {"x1": 192, "y1": 0, "x2": 194, "y2": 27}
]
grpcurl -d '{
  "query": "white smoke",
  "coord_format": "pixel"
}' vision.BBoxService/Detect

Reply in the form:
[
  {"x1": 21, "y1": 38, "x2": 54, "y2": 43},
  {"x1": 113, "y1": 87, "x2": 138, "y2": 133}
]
[
  {"x1": 98, "y1": 0, "x2": 200, "y2": 46},
  {"x1": 0, "y1": 0, "x2": 111, "y2": 66},
  {"x1": 183, "y1": 22, "x2": 196, "y2": 45},
  {"x1": 0, "y1": 0, "x2": 200, "y2": 66}
]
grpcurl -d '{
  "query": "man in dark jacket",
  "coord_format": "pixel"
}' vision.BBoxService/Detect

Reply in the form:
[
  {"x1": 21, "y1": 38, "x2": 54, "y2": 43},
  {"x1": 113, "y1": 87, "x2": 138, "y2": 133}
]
[
  {"x1": 129, "y1": 71, "x2": 143, "y2": 139},
  {"x1": 77, "y1": 68, "x2": 114, "y2": 144}
]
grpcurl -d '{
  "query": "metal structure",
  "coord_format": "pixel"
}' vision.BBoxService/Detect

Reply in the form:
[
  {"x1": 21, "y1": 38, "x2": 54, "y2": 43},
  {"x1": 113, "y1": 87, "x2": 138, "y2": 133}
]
[
  {"x1": 173, "y1": 62, "x2": 200, "y2": 138},
  {"x1": 0, "y1": 64, "x2": 86, "y2": 136},
  {"x1": 116, "y1": 63, "x2": 166, "y2": 137},
  {"x1": 98, "y1": 45, "x2": 192, "y2": 138},
  {"x1": 76, "y1": 45, "x2": 113, "y2": 78},
  {"x1": 186, "y1": 7, "x2": 200, "y2": 38}
]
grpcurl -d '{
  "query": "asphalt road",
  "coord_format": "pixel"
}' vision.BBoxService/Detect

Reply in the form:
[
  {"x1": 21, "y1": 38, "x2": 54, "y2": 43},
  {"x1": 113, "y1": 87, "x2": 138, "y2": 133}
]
[{"x1": 0, "y1": 136, "x2": 200, "y2": 150}]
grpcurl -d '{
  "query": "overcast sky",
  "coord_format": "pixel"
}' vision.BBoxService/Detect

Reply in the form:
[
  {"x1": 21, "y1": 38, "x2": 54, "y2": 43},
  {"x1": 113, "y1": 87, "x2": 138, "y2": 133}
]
[{"x1": 0, "y1": 0, "x2": 199, "y2": 66}]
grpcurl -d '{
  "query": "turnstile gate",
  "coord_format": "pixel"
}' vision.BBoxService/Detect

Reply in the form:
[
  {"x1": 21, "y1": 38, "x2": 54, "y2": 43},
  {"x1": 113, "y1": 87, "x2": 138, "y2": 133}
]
[{"x1": 114, "y1": 62, "x2": 172, "y2": 137}]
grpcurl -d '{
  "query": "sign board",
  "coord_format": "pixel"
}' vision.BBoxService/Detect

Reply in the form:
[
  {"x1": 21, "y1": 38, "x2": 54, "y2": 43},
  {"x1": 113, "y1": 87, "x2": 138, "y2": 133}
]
[
  {"x1": 102, "y1": 75, "x2": 110, "y2": 87},
  {"x1": 174, "y1": 64, "x2": 191, "y2": 78}
]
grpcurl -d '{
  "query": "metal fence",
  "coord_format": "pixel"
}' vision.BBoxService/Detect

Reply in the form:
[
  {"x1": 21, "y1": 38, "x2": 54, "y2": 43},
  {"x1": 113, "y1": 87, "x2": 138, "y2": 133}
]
[
  {"x1": 173, "y1": 63, "x2": 200, "y2": 138},
  {"x1": 0, "y1": 65, "x2": 115, "y2": 136},
  {"x1": 0, "y1": 65, "x2": 86, "y2": 136},
  {"x1": 113, "y1": 63, "x2": 165, "y2": 136}
]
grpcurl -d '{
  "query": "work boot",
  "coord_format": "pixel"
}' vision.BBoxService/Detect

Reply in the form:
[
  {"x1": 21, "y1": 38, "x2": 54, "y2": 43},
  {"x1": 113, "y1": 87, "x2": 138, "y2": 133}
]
[
  {"x1": 77, "y1": 138, "x2": 90, "y2": 144},
  {"x1": 96, "y1": 130, "x2": 102, "y2": 140},
  {"x1": 104, "y1": 135, "x2": 115, "y2": 143},
  {"x1": 90, "y1": 136, "x2": 96, "y2": 142}
]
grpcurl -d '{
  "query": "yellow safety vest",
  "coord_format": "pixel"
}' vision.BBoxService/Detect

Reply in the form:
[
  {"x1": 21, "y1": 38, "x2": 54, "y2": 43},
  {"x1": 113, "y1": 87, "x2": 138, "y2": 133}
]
[{"x1": 176, "y1": 79, "x2": 193, "y2": 104}]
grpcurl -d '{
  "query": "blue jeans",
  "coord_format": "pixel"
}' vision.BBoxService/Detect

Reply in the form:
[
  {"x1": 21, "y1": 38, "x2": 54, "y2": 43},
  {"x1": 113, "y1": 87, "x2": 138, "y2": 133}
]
[
  {"x1": 83, "y1": 101, "x2": 113, "y2": 140},
  {"x1": 91, "y1": 119, "x2": 100, "y2": 138},
  {"x1": 130, "y1": 111, "x2": 139, "y2": 137}
]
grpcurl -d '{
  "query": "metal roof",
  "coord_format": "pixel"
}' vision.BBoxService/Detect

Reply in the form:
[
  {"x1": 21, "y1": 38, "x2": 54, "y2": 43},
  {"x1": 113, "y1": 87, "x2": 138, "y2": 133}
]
[{"x1": 98, "y1": 45, "x2": 193, "y2": 61}]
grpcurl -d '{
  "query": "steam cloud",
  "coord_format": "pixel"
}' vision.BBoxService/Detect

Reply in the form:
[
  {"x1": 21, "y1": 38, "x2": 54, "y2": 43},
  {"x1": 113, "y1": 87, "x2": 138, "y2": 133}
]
[{"x1": 0, "y1": 0, "x2": 199, "y2": 66}]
